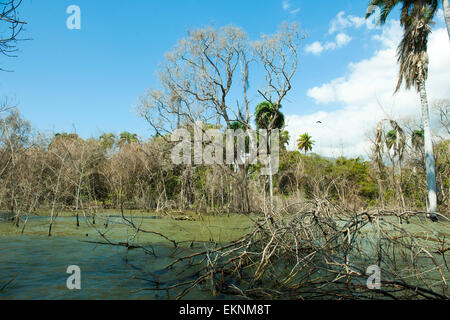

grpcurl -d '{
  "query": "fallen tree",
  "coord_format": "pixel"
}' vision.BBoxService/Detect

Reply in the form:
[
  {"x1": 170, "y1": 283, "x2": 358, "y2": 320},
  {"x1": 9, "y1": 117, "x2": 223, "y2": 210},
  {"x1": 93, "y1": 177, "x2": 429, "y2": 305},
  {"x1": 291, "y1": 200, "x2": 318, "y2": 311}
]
[{"x1": 126, "y1": 200, "x2": 449, "y2": 300}]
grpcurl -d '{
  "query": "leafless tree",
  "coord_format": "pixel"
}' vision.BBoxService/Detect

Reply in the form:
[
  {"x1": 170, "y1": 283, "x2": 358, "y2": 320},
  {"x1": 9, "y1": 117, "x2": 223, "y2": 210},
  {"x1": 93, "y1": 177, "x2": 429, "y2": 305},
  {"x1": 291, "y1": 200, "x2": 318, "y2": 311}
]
[
  {"x1": 0, "y1": 0, "x2": 26, "y2": 70},
  {"x1": 138, "y1": 23, "x2": 303, "y2": 214},
  {"x1": 432, "y1": 99, "x2": 450, "y2": 136},
  {"x1": 0, "y1": 108, "x2": 31, "y2": 225}
]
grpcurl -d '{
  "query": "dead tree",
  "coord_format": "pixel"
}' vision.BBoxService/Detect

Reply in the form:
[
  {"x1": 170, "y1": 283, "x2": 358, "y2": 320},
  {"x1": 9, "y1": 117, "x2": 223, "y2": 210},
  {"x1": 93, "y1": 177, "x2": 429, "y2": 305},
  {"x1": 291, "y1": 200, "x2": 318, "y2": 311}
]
[
  {"x1": 138, "y1": 23, "x2": 303, "y2": 214},
  {"x1": 0, "y1": 0, "x2": 26, "y2": 70}
]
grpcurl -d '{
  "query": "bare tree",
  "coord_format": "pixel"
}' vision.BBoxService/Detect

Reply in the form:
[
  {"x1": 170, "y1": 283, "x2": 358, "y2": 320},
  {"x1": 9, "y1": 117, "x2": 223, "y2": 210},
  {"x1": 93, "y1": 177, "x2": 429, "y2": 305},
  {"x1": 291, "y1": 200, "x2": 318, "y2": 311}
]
[
  {"x1": 138, "y1": 23, "x2": 303, "y2": 214},
  {"x1": 62, "y1": 137, "x2": 104, "y2": 227},
  {"x1": 0, "y1": 0, "x2": 26, "y2": 70},
  {"x1": 0, "y1": 108, "x2": 31, "y2": 226},
  {"x1": 432, "y1": 99, "x2": 450, "y2": 136},
  {"x1": 46, "y1": 134, "x2": 75, "y2": 236}
]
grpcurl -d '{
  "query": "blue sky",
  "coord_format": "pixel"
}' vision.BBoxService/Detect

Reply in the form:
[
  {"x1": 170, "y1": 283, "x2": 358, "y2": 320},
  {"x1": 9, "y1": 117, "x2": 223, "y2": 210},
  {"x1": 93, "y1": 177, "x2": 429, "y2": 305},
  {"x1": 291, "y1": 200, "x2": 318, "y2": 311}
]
[{"x1": 1, "y1": 0, "x2": 449, "y2": 157}]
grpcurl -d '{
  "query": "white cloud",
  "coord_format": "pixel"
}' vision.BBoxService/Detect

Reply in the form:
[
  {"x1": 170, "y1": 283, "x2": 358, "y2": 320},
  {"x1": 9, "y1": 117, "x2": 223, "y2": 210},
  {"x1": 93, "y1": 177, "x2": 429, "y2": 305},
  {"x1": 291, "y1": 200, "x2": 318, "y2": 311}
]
[
  {"x1": 306, "y1": 77, "x2": 343, "y2": 103},
  {"x1": 336, "y1": 33, "x2": 352, "y2": 47},
  {"x1": 306, "y1": 11, "x2": 374, "y2": 56},
  {"x1": 282, "y1": 0, "x2": 300, "y2": 15},
  {"x1": 289, "y1": 22, "x2": 450, "y2": 158},
  {"x1": 305, "y1": 41, "x2": 325, "y2": 55},
  {"x1": 372, "y1": 20, "x2": 403, "y2": 48},
  {"x1": 305, "y1": 33, "x2": 352, "y2": 55},
  {"x1": 329, "y1": 11, "x2": 377, "y2": 34},
  {"x1": 329, "y1": 11, "x2": 353, "y2": 33}
]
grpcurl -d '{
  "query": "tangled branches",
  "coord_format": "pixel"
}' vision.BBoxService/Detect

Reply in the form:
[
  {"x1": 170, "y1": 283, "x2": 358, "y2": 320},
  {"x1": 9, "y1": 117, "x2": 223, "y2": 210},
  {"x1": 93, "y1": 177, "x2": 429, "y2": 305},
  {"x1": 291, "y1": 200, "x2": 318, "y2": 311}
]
[
  {"x1": 140, "y1": 200, "x2": 449, "y2": 300},
  {"x1": 0, "y1": 0, "x2": 26, "y2": 63}
]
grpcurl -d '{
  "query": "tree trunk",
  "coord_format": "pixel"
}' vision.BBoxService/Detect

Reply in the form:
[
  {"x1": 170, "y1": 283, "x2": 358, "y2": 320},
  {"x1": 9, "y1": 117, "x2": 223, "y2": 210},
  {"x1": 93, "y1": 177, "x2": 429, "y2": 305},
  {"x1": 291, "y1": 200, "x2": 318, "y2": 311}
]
[
  {"x1": 268, "y1": 160, "x2": 274, "y2": 213},
  {"x1": 398, "y1": 159, "x2": 406, "y2": 209},
  {"x1": 75, "y1": 175, "x2": 82, "y2": 227},
  {"x1": 48, "y1": 154, "x2": 68, "y2": 236},
  {"x1": 239, "y1": 166, "x2": 250, "y2": 214},
  {"x1": 443, "y1": 0, "x2": 450, "y2": 40},
  {"x1": 268, "y1": 139, "x2": 274, "y2": 214},
  {"x1": 418, "y1": 77, "x2": 438, "y2": 217}
]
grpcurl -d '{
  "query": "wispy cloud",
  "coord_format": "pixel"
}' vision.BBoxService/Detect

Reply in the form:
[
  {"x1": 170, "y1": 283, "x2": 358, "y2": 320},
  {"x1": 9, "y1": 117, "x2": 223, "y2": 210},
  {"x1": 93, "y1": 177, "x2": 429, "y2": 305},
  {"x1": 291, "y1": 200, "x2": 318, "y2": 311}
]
[
  {"x1": 329, "y1": 11, "x2": 377, "y2": 34},
  {"x1": 282, "y1": 0, "x2": 300, "y2": 15},
  {"x1": 305, "y1": 11, "x2": 378, "y2": 56}
]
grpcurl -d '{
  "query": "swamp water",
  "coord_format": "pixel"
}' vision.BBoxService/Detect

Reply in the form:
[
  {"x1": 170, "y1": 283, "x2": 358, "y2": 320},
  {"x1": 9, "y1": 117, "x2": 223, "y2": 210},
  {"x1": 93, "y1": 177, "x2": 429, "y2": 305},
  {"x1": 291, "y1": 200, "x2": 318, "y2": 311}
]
[
  {"x1": 0, "y1": 213, "x2": 252, "y2": 300},
  {"x1": 0, "y1": 213, "x2": 448, "y2": 299}
]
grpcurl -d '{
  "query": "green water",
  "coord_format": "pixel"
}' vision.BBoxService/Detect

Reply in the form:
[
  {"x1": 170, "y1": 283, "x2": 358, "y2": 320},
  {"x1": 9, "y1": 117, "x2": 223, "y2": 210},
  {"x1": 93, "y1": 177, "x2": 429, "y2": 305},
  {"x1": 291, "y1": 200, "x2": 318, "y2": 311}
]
[
  {"x1": 0, "y1": 213, "x2": 448, "y2": 300},
  {"x1": 0, "y1": 213, "x2": 252, "y2": 300}
]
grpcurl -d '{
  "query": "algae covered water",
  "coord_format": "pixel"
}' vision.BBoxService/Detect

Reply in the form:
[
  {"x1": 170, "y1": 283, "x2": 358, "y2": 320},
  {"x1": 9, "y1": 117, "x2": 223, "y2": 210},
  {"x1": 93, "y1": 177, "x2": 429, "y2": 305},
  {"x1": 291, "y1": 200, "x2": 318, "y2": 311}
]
[
  {"x1": 0, "y1": 213, "x2": 448, "y2": 300},
  {"x1": 0, "y1": 213, "x2": 252, "y2": 300}
]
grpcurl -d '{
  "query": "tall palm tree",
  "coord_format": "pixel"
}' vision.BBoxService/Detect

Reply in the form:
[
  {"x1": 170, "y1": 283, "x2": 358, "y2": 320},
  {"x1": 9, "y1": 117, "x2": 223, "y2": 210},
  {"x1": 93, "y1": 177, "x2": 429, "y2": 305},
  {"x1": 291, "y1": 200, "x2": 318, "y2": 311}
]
[
  {"x1": 297, "y1": 133, "x2": 315, "y2": 155},
  {"x1": 255, "y1": 102, "x2": 285, "y2": 213},
  {"x1": 367, "y1": 0, "x2": 439, "y2": 217}
]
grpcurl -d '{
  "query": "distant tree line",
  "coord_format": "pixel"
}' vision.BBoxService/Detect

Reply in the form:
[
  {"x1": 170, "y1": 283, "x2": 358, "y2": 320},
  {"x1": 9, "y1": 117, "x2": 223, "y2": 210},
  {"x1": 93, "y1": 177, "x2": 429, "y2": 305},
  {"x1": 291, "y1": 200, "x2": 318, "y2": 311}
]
[{"x1": 0, "y1": 101, "x2": 448, "y2": 228}]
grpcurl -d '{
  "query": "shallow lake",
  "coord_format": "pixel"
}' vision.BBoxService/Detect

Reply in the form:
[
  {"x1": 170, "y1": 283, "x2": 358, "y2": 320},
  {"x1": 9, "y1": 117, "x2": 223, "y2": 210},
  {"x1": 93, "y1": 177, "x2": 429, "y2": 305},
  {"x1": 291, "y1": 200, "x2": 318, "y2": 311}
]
[
  {"x1": 0, "y1": 213, "x2": 252, "y2": 300},
  {"x1": 0, "y1": 212, "x2": 448, "y2": 300}
]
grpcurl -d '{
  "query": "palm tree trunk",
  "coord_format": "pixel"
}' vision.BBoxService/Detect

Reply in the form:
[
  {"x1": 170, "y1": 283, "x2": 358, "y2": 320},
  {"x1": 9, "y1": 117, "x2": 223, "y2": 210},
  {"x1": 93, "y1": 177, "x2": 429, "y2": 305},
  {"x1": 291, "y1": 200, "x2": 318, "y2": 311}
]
[
  {"x1": 269, "y1": 150, "x2": 274, "y2": 213},
  {"x1": 418, "y1": 75, "x2": 438, "y2": 217},
  {"x1": 443, "y1": 0, "x2": 450, "y2": 40},
  {"x1": 268, "y1": 138, "x2": 274, "y2": 214}
]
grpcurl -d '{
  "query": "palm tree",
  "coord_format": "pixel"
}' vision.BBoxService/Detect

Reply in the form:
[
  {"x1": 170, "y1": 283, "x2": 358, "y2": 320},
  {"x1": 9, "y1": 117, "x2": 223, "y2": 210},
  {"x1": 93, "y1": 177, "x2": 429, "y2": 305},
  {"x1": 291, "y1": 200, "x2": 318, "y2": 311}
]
[
  {"x1": 367, "y1": 1, "x2": 439, "y2": 218},
  {"x1": 99, "y1": 133, "x2": 116, "y2": 149},
  {"x1": 411, "y1": 129, "x2": 425, "y2": 166},
  {"x1": 385, "y1": 130, "x2": 398, "y2": 150},
  {"x1": 297, "y1": 133, "x2": 315, "y2": 155},
  {"x1": 367, "y1": 0, "x2": 449, "y2": 39},
  {"x1": 118, "y1": 132, "x2": 138, "y2": 147},
  {"x1": 385, "y1": 122, "x2": 406, "y2": 157},
  {"x1": 280, "y1": 130, "x2": 290, "y2": 151},
  {"x1": 255, "y1": 102, "x2": 285, "y2": 214},
  {"x1": 411, "y1": 129, "x2": 425, "y2": 152},
  {"x1": 255, "y1": 101, "x2": 285, "y2": 130},
  {"x1": 384, "y1": 125, "x2": 407, "y2": 207}
]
